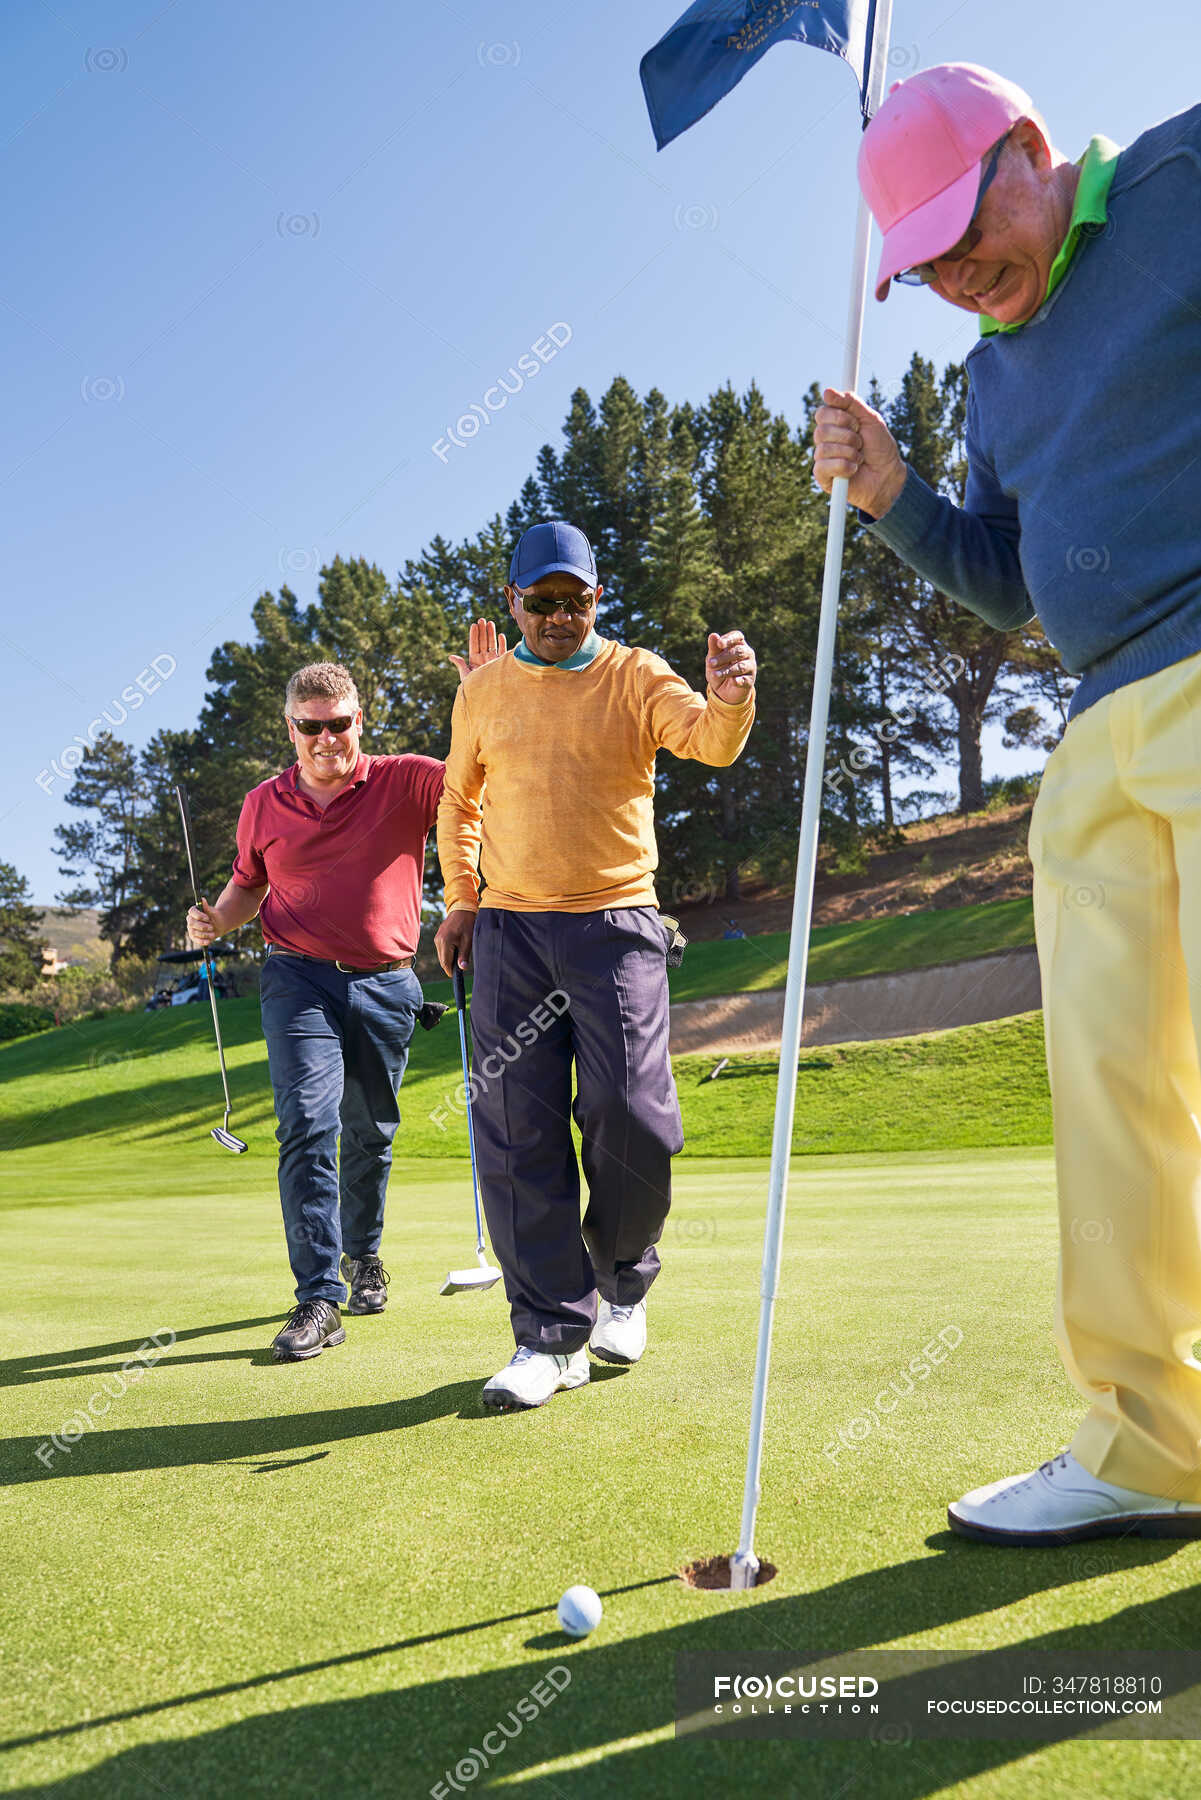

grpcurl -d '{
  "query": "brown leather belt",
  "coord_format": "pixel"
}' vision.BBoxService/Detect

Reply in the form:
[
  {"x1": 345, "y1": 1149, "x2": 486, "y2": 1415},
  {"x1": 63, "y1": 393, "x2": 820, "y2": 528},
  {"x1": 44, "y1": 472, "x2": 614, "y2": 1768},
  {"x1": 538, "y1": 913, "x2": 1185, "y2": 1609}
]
[{"x1": 270, "y1": 949, "x2": 414, "y2": 975}]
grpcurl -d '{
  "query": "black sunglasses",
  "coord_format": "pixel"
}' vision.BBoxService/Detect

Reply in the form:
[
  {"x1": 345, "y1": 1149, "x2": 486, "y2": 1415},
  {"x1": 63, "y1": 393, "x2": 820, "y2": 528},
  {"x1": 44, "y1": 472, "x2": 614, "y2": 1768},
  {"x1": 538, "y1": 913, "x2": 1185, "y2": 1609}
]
[
  {"x1": 290, "y1": 714, "x2": 355, "y2": 736},
  {"x1": 515, "y1": 589, "x2": 597, "y2": 617}
]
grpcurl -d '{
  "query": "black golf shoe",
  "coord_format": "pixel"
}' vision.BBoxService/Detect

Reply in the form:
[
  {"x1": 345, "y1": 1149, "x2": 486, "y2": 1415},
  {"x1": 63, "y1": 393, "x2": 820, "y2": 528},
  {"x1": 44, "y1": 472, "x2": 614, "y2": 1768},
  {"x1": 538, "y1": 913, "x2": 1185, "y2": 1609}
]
[
  {"x1": 340, "y1": 1253, "x2": 390, "y2": 1315},
  {"x1": 272, "y1": 1299, "x2": 346, "y2": 1361}
]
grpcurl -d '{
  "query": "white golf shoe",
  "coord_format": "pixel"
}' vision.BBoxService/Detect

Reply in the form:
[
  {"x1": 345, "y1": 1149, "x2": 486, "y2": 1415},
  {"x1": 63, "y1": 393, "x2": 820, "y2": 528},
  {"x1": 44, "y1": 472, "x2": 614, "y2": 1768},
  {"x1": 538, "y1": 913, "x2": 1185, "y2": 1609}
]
[
  {"x1": 948, "y1": 1448, "x2": 1201, "y2": 1545},
  {"x1": 589, "y1": 1298, "x2": 647, "y2": 1365},
  {"x1": 481, "y1": 1345, "x2": 590, "y2": 1412}
]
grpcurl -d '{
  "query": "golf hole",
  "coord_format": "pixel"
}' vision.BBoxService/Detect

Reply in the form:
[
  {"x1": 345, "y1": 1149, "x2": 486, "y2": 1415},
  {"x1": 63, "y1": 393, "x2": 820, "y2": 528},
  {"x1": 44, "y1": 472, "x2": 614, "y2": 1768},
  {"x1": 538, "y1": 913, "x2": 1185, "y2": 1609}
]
[{"x1": 679, "y1": 1555, "x2": 778, "y2": 1590}]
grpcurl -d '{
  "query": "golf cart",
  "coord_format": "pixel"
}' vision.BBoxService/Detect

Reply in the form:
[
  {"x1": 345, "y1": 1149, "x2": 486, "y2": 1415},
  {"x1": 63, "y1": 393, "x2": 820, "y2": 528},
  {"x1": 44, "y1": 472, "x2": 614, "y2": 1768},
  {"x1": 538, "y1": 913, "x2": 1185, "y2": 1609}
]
[{"x1": 144, "y1": 946, "x2": 234, "y2": 1011}]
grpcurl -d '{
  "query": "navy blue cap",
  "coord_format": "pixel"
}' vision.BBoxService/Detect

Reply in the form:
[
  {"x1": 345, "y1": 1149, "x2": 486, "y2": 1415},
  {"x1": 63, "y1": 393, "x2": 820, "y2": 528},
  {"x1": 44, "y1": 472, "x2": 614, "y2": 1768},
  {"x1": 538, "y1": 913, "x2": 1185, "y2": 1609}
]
[{"x1": 508, "y1": 520, "x2": 597, "y2": 590}]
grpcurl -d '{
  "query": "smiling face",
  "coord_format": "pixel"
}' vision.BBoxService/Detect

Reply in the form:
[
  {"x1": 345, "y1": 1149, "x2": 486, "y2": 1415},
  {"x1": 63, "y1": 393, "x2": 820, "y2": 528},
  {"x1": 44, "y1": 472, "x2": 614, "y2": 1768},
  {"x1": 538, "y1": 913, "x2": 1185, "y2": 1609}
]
[
  {"x1": 505, "y1": 573, "x2": 602, "y2": 663},
  {"x1": 286, "y1": 695, "x2": 363, "y2": 789},
  {"x1": 923, "y1": 122, "x2": 1079, "y2": 328}
]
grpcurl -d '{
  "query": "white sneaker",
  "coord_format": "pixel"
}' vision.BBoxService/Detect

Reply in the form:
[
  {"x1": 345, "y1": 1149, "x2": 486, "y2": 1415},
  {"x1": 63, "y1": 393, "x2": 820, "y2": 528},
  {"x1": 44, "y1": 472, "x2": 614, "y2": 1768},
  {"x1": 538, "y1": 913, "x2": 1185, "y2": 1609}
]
[
  {"x1": 948, "y1": 1449, "x2": 1201, "y2": 1544},
  {"x1": 589, "y1": 1298, "x2": 647, "y2": 1365},
  {"x1": 481, "y1": 1345, "x2": 590, "y2": 1412}
]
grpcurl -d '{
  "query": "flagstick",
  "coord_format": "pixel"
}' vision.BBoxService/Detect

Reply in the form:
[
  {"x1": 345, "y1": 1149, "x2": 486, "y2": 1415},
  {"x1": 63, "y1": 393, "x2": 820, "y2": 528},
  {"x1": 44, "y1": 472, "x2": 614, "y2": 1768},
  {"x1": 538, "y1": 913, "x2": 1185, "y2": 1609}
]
[{"x1": 729, "y1": 0, "x2": 895, "y2": 1591}]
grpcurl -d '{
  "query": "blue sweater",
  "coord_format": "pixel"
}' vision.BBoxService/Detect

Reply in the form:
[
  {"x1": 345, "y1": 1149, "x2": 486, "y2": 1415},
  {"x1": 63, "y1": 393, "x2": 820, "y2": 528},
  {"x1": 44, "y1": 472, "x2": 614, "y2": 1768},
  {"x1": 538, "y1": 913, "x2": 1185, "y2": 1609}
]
[{"x1": 866, "y1": 101, "x2": 1201, "y2": 720}]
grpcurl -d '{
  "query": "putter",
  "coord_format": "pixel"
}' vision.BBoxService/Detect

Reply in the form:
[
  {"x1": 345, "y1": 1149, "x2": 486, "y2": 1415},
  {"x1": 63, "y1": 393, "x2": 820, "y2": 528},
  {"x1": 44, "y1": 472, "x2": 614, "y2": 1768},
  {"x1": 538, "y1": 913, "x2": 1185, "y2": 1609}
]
[
  {"x1": 175, "y1": 785, "x2": 248, "y2": 1154},
  {"x1": 439, "y1": 963, "x2": 501, "y2": 1295}
]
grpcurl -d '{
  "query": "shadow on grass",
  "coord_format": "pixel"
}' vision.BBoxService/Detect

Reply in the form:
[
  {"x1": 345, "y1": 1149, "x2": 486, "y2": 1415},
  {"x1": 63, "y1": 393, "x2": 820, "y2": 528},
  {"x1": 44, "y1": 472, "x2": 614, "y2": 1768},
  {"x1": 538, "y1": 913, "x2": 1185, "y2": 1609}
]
[
  {"x1": 0, "y1": 1577, "x2": 679, "y2": 1753},
  {"x1": 1, "y1": 1061, "x2": 459, "y2": 1153},
  {"x1": 0, "y1": 1000, "x2": 458, "y2": 1153},
  {"x1": 693, "y1": 1060, "x2": 835, "y2": 1083},
  {"x1": 220, "y1": 1450, "x2": 332, "y2": 1473},
  {"x1": 2, "y1": 1382, "x2": 482, "y2": 1486},
  {"x1": 0, "y1": 1317, "x2": 285, "y2": 1387},
  {"x1": 0, "y1": 1068, "x2": 275, "y2": 1152},
  {"x1": 7, "y1": 1546, "x2": 1196, "y2": 1798},
  {"x1": 17, "y1": 1348, "x2": 288, "y2": 1385}
]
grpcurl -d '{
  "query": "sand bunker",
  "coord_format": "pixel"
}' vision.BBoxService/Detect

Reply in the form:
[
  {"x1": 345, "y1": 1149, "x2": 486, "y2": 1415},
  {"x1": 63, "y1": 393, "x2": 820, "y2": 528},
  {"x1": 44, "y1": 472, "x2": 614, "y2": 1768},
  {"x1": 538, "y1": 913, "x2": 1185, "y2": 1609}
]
[{"x1": 669, "y1": 947, "x2": 1041, "y2": 1057}]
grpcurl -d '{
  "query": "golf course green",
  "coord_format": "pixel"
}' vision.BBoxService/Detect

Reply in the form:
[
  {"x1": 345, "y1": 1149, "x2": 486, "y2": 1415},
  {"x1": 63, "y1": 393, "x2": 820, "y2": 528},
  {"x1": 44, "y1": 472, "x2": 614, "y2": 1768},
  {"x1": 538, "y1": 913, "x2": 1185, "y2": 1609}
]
[
  {"x1": 2, "y1": 966, "x2": 1197, "y2": 1796},
  {"x1": 0, "y1": 988, "x2": 1054, "y2": 1164}
]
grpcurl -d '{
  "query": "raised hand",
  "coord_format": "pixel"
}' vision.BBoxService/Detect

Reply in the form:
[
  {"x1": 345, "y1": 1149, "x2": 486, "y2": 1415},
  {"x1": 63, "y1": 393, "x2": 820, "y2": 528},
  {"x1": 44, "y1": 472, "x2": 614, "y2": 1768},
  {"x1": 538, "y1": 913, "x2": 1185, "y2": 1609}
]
[
  {"x1": 706, "y1": 630, "x2": 756, "y2": 704},
  {"x1": 449, "y1": 618, "x2": 509, "y2": 683}
]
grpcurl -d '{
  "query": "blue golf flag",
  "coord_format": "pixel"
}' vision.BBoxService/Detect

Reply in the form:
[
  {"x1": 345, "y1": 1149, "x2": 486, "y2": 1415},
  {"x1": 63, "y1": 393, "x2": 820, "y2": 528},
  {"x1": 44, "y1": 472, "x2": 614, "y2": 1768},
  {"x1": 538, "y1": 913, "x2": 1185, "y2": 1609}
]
[{"x1": 641, "y1": 0, "x2": 878, "y2": 149}]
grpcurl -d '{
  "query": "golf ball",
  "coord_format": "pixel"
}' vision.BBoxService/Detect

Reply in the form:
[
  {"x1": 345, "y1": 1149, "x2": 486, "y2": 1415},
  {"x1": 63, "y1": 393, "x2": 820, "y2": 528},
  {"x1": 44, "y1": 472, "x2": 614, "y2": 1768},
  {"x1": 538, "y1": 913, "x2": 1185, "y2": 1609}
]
[{"x1": 557, "y1": 1584, "x2": 603, "y2": 1639}]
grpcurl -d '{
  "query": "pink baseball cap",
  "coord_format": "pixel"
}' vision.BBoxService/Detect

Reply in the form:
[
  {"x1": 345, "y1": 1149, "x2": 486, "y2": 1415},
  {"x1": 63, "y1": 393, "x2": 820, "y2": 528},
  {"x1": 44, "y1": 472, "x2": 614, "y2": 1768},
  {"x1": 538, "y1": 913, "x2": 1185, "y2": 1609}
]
[{"x1": 859, "y1": 63, "x2": 1036, "y2": 300}]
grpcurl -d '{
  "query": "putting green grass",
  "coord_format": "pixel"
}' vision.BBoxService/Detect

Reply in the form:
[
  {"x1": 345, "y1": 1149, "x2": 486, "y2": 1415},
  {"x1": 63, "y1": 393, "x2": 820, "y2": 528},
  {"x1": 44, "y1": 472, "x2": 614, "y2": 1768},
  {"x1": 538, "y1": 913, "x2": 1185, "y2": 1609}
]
[
  {"x1": 2, "y1": 1146, "x2": 1198, "y2": 1797},
  {"x1": 0, "y1": 995, "x2": 1052, "y2": 1165}
]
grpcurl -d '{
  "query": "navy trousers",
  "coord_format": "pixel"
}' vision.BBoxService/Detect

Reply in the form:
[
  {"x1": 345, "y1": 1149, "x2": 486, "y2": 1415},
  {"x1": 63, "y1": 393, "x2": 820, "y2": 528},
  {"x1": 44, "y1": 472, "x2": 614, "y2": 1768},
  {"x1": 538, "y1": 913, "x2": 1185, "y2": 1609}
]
[
  {"x1": 468, "y1": 907, "x2": 684, "y2": 1353},
  {"x1": 258, "y1": 950, "x2": 422, "y2": 1305}
]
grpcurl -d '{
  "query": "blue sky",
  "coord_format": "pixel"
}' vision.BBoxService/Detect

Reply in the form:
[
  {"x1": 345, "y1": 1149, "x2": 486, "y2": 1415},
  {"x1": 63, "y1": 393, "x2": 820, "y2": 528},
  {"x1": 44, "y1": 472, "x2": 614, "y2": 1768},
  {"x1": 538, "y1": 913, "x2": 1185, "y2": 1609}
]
[{"x1": 5, "y1": 0, "x2": 1198, "y2": 901}]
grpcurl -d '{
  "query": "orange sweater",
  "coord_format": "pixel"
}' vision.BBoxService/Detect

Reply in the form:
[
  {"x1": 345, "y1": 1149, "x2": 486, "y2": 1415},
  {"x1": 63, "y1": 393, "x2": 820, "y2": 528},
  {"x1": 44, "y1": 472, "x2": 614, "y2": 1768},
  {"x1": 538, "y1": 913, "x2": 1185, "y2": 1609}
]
[{"x1": 437, "y1": 638, "x2": 754, "y2": 913}]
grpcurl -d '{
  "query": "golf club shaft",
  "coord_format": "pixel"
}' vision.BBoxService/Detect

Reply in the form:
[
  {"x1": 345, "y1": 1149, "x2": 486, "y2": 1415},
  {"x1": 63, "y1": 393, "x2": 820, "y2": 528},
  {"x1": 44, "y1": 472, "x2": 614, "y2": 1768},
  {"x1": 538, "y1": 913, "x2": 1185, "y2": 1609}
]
[
  {"x1": 175, "y1": 784, "x2": 236, "y2": 1127},
  {"x1": 453, "y1": 964, "x2": 486, "y2": 1256}
]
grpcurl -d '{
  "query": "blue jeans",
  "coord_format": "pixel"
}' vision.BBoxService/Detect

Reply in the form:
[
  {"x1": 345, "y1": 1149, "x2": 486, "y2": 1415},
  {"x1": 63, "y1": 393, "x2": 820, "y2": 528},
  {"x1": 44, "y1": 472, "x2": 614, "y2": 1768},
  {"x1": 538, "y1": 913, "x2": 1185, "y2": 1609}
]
[{"x1": 259, "y1": 951, "x2": 423, "y2": 1305}]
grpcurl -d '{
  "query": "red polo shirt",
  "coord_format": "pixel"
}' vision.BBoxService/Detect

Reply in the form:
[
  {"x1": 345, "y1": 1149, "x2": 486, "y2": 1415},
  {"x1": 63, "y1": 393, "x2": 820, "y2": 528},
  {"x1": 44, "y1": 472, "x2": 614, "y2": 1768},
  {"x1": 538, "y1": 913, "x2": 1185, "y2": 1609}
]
[{"x1": 232, "y1": 753, "x2": 445, "y2": 964}]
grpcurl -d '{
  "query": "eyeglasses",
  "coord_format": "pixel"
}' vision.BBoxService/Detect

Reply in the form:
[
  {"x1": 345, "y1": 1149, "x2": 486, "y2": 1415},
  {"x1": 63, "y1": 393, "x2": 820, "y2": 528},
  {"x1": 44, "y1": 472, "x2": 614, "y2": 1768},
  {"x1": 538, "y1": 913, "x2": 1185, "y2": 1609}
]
[
  {"x1": 514, "y1": 588, "x2": 597, "y2": 617},
  {"x1": 290, "y1": 715, "x2": 355, "y2": 736},
  {"x1": 894, "y1": 135, "x2": 1008, "y2": 287}
]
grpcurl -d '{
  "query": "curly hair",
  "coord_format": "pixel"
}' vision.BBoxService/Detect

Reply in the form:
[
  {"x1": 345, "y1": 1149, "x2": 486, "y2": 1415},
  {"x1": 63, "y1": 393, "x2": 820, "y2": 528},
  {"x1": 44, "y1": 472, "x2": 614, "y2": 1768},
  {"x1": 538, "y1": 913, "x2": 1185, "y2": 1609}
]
[{"x1": 284, "y1": 662, "x2": 360, "y2": 714}]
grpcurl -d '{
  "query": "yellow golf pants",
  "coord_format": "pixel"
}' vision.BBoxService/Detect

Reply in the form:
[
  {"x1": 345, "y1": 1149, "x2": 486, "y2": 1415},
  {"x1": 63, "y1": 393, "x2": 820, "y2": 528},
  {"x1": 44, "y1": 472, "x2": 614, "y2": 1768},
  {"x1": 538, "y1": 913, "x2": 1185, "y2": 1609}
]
[{"x1": 1031, "y1": 646, "x2": 1201, "y2": 1500}]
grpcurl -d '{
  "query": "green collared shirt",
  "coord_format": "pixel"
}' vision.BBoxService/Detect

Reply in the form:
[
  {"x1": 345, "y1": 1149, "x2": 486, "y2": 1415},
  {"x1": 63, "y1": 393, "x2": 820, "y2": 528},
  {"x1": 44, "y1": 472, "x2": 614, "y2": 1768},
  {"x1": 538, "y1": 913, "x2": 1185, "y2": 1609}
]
[
  {"x1": 979, "y1": 134, "x2": 1122, "y2": 336},
  {"x1": 513, "y1": 627, "x2": 602, "y2": 669}
]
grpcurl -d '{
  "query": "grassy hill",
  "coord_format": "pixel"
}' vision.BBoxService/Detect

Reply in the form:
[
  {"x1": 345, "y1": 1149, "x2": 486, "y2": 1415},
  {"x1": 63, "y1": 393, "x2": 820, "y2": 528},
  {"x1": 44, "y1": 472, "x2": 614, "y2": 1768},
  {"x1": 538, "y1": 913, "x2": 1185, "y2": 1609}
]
[
  {"x1": 3, "y1": 885, "x2": 1048, "y2": 1169},
  {"x1": 35, "y1": 905, "x2": 106, "y2": 966},
  {"x1": 9, "y1": 820, "x2": 1046, "y2": 1170},
  {"x1": 409, "y1": 895, "x2": 1035, "y2": 1009},
  {"x1": 676, "y1": 794, "x2": 1036, "y2": 940},
  {"x1": 664, "y1": 894, "x2": 1033, "y2": 1005},
  {"x1": 0, "y1": 990, "x2": 1051, "y2": 1169}
]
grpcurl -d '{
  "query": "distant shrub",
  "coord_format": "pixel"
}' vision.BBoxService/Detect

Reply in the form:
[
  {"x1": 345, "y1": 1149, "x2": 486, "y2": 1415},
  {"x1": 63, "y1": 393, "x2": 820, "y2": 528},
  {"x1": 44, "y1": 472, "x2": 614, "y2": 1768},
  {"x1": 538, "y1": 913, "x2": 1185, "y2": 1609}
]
[
  {"x1": 865, "y1": 823, "x2": 907, "y2": 854},
  {"x1": 0, "y1": 1002, "x2": 56, "y2": 1042},
  {"x1": 0, "y1": 955, "x2": 159, "y2": 1025},
  {"x1": 981, "y1": 772, "x2": 1041, "y2": 812},
  {"x1": 828, "y1": 842, "x2": 870, "y2": 877},
  {"x1": 48, "y1": 967, "x2": 143, "y2": 1022}
]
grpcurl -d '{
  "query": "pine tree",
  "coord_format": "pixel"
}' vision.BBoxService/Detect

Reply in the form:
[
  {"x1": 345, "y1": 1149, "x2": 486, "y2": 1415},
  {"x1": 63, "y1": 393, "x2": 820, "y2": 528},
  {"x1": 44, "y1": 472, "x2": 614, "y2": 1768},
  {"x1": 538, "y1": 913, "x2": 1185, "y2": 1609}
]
[
  {"x1": 813, "y1": 378, "x2": 951, "y2": 835},
  {"x1": 54, "y1": 736, "x2": 144, "y2": 959},
  {"x1": 878, "y1": 355, "x2": 1041, "y2": 814},
  {"x1": 129, "y1": 729, "x2": 221, "y2": 960},
  {"x1": 653, "y1": 380, "x2": 826, "y2": 898},
  {"x1": 537, "y1": 378, "x2": 674, "y2": 645},
  {"x1": 0, "y1": 861, "x2": 46, "y2": 990}
]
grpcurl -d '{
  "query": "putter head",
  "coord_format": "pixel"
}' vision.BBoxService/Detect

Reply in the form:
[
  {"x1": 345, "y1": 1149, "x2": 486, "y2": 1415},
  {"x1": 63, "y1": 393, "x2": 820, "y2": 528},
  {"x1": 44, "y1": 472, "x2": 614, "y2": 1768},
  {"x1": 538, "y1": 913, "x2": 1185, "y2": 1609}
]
[
  {"x1": 439, "y1": 1265, "x2": 501, "y2": 1296},
  {"x1": 211, "y1": 1126, "x2": 248, "y2": 1154}
]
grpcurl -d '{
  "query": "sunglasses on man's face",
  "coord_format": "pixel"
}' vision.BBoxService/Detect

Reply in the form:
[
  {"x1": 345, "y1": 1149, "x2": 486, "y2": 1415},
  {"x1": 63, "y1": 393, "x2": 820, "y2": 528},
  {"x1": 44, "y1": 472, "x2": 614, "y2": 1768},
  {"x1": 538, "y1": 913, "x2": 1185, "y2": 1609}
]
[
  {"x1": 290, "y1": 715, "x2": 355, "y2": 737},
  {"x1": 515, "y1": 589, "x2": 597, "y2": 617}
]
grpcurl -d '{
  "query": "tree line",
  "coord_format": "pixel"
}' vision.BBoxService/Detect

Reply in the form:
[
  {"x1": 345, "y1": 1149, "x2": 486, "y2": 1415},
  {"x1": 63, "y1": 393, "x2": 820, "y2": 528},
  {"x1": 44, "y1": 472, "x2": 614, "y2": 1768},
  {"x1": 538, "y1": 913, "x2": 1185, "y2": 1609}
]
[{"x1": 35, "y1": 354, "x2": 1071, "y2": 965}]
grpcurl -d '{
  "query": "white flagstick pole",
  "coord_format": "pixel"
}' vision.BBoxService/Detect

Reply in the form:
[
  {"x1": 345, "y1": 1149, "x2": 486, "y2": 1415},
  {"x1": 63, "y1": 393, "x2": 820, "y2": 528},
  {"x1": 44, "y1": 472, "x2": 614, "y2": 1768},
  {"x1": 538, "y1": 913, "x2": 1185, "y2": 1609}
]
[{"x1": 729, "y1": 0, "x2": 895, "y2": 1591}]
